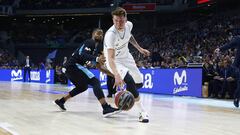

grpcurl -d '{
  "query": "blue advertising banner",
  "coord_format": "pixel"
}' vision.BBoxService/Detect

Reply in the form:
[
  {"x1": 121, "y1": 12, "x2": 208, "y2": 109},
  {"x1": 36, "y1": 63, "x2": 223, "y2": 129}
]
[
  {"x1": 0, "y1": 69, "x2": 54, "y2": 84},
  {"x1": 67, "y1": 69, "x2": 108, "y2": 89},
  {"x1": 68, "y1": 68, "x2": 202, "y2": 97},
  {"x1": 150, "y1": 68, "x2": 202, "y2": 97}
]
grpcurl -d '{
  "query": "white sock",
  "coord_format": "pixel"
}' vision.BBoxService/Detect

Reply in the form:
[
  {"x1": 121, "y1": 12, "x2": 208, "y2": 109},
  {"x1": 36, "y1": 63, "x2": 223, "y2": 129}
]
[{"x1": 135, "y1": 100, "x2": 146, "y2": 113}]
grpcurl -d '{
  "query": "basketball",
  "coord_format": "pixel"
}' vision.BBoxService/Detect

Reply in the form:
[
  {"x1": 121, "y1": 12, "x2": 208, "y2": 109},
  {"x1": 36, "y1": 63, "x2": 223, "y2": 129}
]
[{"x1": 114, "y1": 91, "x2": 135, "y2": 111}]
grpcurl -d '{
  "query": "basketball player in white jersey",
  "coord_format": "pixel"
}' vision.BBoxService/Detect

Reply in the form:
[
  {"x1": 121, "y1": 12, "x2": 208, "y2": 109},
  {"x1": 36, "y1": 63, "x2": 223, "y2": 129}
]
[{"x1": 103, "y1": 7, "x2": 150, "y2": 123}]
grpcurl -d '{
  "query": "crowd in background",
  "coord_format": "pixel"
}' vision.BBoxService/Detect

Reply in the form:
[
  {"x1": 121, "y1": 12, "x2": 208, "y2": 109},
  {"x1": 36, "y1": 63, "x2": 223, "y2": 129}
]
[
  {"x1": 0, "y1": 0, "x2": 15, "y2": 5},
  {"x1": 1, "y1": 8, "x2": 240, "y2": 69},
  {"x1": 0, "y1": 49, "x2": 18, "y2": 69},
  {"x1": 18, "y1": 0, "x2": 114, "y2": 9},
  {"x1": 1, "y1": 2, "x2": 240, "y2": 98},
  {"x1": 120, "y1": 0, "x2": 174, "y2": 5}
]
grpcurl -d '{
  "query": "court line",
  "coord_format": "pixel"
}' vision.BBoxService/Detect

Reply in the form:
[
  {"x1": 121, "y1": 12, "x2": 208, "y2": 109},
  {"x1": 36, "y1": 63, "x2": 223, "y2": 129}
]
[{"x1": 0, "y1": 122, "x2": 19, "y2": 135}]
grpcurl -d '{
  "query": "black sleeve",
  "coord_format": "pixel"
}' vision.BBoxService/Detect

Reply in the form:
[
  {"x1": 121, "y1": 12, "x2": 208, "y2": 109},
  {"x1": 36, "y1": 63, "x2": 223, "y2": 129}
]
[
  {"x1": 78, "y1": 40, "x2": 97, "y2": 62},
  {"x1": 96, "y1": 43, "x2": 103, "y2": 55},
  {"x1": 220, "y1": 36, "x2": 240, "y2": 52}
]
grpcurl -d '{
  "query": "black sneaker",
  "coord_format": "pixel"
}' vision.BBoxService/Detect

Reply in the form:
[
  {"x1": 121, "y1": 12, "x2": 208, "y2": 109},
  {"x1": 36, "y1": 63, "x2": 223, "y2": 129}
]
[
  {"x1": 54, "y1": 99, "x2": 66, "y2": 111},
  {"x1": 233, "y1": 98, "x2": 239, "y2": 108},
  {"x1": 103, "y1": 104, "x2": 120, "y2": 117}
]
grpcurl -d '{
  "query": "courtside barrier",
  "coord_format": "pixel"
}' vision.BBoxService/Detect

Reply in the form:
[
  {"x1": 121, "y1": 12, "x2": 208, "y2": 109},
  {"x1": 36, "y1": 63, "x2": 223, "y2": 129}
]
[
  {"x1": 68, "y1": 68, "x2": 202, "y2": 97},
  {"x1": 0, "y1": 69, "x2": 54, "y2": 84}
]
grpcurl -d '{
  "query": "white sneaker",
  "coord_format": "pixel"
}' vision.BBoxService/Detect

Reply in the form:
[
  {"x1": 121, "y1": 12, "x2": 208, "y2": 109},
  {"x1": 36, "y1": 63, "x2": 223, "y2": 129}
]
[{"x1": 139, "y1": 112, "x2": 149, "y2": 123}]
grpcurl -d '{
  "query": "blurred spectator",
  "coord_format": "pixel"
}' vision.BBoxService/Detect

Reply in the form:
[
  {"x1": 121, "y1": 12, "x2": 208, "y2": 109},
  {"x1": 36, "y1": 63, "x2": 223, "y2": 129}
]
[
  {"x1": 23, "y1": 56, "x2": 32, "y2": 82},
  {"x1": 18, "y1": 0, "x2": 114, "y2": 9}
]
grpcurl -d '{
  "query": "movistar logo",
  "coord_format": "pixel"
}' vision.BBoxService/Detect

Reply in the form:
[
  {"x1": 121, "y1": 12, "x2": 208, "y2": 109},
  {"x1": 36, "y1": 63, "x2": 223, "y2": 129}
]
[
  {"x1": 174, "y1": 70, "x2": 187, "y2": 85},
  {"x1": 173, "y1": 70, "x2": 188, "y2": 94},
  {"x1": 11, "y1": 70, "x2": 23, "y2": 81}
]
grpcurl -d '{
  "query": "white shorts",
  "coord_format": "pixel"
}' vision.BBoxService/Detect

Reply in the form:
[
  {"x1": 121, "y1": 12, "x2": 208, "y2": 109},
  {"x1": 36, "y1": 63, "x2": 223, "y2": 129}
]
[{"x1": 106, "y1": 54, "x2": 143, "y2": 84}]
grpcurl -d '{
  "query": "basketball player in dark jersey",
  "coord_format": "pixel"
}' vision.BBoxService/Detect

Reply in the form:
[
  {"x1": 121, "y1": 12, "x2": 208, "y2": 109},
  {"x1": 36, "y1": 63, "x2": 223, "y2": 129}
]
[
  {"x1": 215, "y1": 36, "x2": 240, "y2": 107},
  {"x1": 95, "y1": 41, "x2": 116, "y2": 98},
  {"x1": 54, "y1": 28, "x2": 119, "y2": 117}
]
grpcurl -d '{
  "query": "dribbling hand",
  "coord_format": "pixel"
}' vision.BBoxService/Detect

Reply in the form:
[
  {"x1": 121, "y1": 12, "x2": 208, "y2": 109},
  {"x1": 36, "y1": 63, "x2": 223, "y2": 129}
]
[
  {"x1": 140, "y1": 48, "x2": 150, "y2": 57},
  {"x1": 113, "y1": 74, "x2": 124, "y2": 90}
]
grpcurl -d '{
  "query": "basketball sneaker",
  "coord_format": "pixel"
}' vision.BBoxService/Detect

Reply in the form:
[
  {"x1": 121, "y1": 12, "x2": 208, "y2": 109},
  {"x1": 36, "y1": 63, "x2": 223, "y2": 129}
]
[
  {"x1": 54, "y1": 99, "x2": 66, "y2": 111},
  {"x1": 233, "y1": 98, "x2": 239, "y2": 108},
  {"x1": 103, "y1": 104, "x2": 120, "y2": 117},
  {"x1": 139, "y1": 112, "x2": 149, "y2": 123}
]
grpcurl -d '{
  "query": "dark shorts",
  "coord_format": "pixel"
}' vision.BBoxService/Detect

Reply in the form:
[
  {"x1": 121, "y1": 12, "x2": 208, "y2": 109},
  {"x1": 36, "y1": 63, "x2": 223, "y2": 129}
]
[{"x1": 65, "y1": 65, "x2": 95, "y2": 87}]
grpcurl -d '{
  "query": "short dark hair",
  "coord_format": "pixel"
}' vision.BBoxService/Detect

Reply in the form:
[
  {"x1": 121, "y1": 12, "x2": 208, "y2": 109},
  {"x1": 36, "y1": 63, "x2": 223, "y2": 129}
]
[
  {"x1": 92, "y1": 28, "x2": 103, "y2": 35},
  {"x1": 111, "y1": 7, "x2": 127, "y2": 17}
]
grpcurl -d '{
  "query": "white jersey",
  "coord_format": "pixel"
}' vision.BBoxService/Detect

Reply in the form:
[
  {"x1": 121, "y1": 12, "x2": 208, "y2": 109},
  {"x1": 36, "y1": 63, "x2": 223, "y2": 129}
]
[
  {"x1": 103, "y1": 21, "x2": 143, "y2": 84},
  {"x1": 103, "y1": 21, "x2": 133, "y2": 60}
]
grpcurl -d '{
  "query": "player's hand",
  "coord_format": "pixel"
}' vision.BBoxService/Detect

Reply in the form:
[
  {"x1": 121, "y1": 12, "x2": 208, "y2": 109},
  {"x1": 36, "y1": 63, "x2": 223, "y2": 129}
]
[
  {"x1": 140, "y1": 48, "x2": 150, "y2": 57},
  {"x1": 96, "y1": 63, "x2": 114, "y2": 77},
  {"x1": 97, "y1": 54, "x2": 106, "y2": 65},
  {"x1": 113, "y1": 73, "x2": 124, "y2": 89}
]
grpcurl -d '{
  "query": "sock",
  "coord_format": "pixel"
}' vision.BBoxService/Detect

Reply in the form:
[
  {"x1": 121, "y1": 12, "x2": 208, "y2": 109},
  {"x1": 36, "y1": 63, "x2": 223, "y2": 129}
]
[
  {"x1": 59, "y1": 97, "x2": 65, "y2": 104},
  {"x1": 135, "y1": 100, "x2": 146, "y2": 113}
]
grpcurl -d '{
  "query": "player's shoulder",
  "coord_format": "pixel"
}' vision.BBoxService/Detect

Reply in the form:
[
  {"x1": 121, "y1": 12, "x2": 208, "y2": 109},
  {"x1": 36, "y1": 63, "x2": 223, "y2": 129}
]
[
  {"x1": 126, "y1": 21, "x2": 133, "y2": 31},
  {"x1": 106, "y1": 25, "x2": 117, "y2": 35},
  {"x1": 126, "y1": 21, "x2": 133, "y2": 26},
  {"x1": 83, "y1": 39, "x2": 95, "y2": 47}
]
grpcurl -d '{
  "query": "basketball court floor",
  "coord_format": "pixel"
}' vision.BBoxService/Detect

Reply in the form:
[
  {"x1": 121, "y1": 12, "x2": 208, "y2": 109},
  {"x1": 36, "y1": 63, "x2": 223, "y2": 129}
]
[{"x1": 0, "y1": 81, "x2": 240, "y2": 135}]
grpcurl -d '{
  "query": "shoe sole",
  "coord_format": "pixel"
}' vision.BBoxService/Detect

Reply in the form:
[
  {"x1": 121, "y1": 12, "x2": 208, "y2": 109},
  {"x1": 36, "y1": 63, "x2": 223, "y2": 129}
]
[
  {"x1": 52, "y1": 101, "x2": 66, "y2": 112},
  {"x1": 103, "y1": 110, "x2": 122, "y2": 118},
  {"x1": 139, "y1": 119, "x2": 149, "y2": 123}
]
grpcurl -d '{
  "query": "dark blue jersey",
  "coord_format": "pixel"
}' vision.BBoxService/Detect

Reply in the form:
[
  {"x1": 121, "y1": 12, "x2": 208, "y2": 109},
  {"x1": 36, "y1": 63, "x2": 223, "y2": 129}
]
[
  {"x1": 64, "y1": 39, "x2": 100, "y2": 67},
  {"x1": 220, "y1": 36, "x2": 240, "y2": 68}
]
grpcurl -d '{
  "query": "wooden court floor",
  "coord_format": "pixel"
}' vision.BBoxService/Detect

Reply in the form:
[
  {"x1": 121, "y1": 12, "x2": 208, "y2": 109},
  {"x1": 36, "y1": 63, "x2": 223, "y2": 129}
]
[{"x1": 0, "y1": 81, "x2": 240, "y2": 135}]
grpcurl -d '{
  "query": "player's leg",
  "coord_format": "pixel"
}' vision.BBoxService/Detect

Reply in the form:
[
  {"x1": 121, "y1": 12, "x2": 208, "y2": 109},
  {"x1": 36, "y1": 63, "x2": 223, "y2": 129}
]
[
  {"x1": 124, "y1": 56, "x2": 149, "y2": 123},
  {"x1": 88, "y1": 77, "x2": 119, "y2": 117},
  {"x1": 123, "y1": 72, "x2": 149, "y2": 123},
  {"x1": 28, "y1": 67, "x2": 31, "y2": 82},
  {"x1": 54, "y1": 66, "x2": 88, "y2": 111},
  {"x1": 106, "y1": 60, "x2": 148, "y2": 120},
  {"x1": 23, "y1": 67, "x2": 27, "y2": 82},
  {"x1": 233, "y1": 68, "x2": 240, "y2": 107},
  {"x1": 107, "y1": 75, "x2": 116, "y2": 97}
]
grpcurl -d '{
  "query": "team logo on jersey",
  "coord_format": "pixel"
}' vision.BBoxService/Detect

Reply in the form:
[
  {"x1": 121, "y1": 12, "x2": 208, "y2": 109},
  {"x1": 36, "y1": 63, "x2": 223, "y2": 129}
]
[{"x1": 85, "y1": 47, "x2": 91, "y2": 51}]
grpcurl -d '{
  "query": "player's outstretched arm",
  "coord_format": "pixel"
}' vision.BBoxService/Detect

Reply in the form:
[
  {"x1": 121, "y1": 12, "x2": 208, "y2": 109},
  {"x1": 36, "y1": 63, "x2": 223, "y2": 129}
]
[
  {"x1": 220, "y1": 36, "x2": 240, "y2": 52},
  {"x1": 129, "y1": 35, "x2": 150, "y2": 57},
  {"x1": 96, "y1": 63, "x2": 114, "y2": 77}
]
